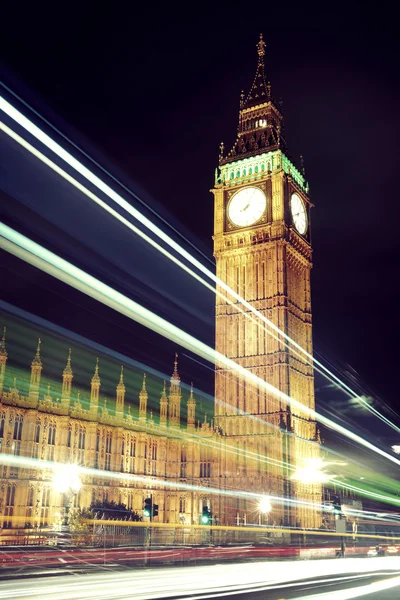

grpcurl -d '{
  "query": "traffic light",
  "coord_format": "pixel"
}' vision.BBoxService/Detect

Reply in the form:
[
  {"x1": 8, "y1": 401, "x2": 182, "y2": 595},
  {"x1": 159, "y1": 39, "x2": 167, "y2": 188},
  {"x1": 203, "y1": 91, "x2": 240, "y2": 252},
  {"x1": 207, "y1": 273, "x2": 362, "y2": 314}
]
[
  {"x1": 201, "y1": 506, "x2": 212, "y2": 525},
  {"x1": 153, "y1": 504, "x2": 159, "y2": 518},
  {"x1": 332, "y1": 495, "x2": 342, "y2": 517},
  {"x1": 143, "y1": 497, "x2": 152, "y2": 518}
]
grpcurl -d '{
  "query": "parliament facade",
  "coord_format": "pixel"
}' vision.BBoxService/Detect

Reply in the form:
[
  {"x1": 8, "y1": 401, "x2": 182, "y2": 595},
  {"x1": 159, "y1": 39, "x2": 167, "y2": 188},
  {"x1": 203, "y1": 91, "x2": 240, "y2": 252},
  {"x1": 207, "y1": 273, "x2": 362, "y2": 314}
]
[{"x1": 0, "y1": 35, "x2": 321, "y2": 537}]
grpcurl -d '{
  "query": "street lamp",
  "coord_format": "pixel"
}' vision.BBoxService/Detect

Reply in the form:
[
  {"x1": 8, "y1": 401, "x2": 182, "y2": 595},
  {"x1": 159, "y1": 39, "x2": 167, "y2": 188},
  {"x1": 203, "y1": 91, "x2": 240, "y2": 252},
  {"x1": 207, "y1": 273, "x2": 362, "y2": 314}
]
[
  {"x1": 259, "y1": 496, "x2": 272, "y2": 514},
  {"x1": 258, "y1": 495, "x2": 272, "y2": 526},
  {"x1": 52, "y1": 464, "x2": 82, "y2": 532}
]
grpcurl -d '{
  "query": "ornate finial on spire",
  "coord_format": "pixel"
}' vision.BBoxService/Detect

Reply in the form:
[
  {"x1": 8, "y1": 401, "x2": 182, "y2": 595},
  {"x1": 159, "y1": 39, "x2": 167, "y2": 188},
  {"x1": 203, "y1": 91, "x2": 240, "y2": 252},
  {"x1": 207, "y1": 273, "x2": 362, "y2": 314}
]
[
  {"x1": 149, "y1": 409, "x2": 153, "y2": 422},
  {"x1": 63, "y1": 348, "x2": 72, "y2": 376},
  {"x1": 91, "y1": 358, "x2": 100, "y2": 384},
  {"x1": 257, "y1": 33, "x2": 266, "y2": 59},
  {"x1": 267, "y1": 81, "x2": 271, "y2": 97},
  {"x1": 163, "y1": 380, "x2": 167, "y2": 395},
  {"x1": 219, "y1": 141, "x2": 224, "y2": 159},
  {"x1": 240, "y1": 89, "x2": 245, "y2": 108},
  {"x1": 0, "y1": 327, "x2": 7, "y2": 357},
  {"x1": 13, "y1": 376, "x2": 17, "y2": 390},
  {"x1": 141, "y1": 373, "x2": 147, "y2": 392},
  {"x1": 204, "y1": 413, "x2": 207, "y2": 424},
  {"x1": 32, "y1": 338, "x2": 42, "y2": 366},
  {"x1": 117, "y1": 365, "x2": 125, "y2": 392},
  {"x1": 46, "y1": 384, "x2": 51, "y2": 399},
  {"x1": 171, "y1": 353, "x2": 180, "y2": 383}
]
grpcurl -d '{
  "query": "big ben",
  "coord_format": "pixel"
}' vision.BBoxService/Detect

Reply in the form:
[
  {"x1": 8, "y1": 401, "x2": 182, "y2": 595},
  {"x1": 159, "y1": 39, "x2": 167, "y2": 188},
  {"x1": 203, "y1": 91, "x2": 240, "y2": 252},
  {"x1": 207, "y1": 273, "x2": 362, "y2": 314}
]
[{"x1": 213, "y1": 35, "x2": 321, "y2": 528}]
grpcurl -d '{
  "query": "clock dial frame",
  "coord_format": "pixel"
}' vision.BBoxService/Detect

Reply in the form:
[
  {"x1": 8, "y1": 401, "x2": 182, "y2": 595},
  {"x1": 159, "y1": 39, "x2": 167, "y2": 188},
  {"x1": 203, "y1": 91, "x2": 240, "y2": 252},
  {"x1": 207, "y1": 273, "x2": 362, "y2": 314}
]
[
  {"x1": 290, "y1": 193, "x2": 307, "y2": 235},
  {"x1": 227, "y1": 187, "x2": 267, "y2": 227}
]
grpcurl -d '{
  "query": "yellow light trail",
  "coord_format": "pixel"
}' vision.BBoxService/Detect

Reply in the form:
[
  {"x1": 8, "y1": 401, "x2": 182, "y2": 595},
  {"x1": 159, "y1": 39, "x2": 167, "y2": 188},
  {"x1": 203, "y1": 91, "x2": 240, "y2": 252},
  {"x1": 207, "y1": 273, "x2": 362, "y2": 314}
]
[{"x1": 1, "y1": 222, "x2": 400, "y2": 474}]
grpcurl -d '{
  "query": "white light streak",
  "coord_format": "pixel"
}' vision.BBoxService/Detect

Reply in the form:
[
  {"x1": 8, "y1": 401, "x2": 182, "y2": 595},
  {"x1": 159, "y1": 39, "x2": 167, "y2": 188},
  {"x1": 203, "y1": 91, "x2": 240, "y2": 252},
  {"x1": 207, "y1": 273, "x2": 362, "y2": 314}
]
[
  {"x1": 1, "y1": 222, "x2": 400, "y2": 472},
  {"x1": 0, "y1": 95, "x2": 393, "y2": 432}
]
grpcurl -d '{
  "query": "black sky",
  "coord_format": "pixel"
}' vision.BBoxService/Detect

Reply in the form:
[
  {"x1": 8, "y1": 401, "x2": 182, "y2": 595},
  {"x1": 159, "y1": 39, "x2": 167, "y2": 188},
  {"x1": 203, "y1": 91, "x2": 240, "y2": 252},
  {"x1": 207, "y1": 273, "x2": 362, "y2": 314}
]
[{"x1": 1, "y1": 5, "x2": 399, "y2": 417}]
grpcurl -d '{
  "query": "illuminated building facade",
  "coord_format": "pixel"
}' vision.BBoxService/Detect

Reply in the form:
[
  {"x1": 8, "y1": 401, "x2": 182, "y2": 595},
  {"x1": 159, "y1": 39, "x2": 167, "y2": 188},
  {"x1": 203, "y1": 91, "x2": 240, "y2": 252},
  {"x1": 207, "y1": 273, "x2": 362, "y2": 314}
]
[
  {"x1": 0, "y1": 332, "x2": 220, "y2": 532},
  {"x1": 0, "y1": 36, "x2": 321, "y2": 536},
  {"x1": 213, "y1": 34, "x2": 321, "y2": 528}
]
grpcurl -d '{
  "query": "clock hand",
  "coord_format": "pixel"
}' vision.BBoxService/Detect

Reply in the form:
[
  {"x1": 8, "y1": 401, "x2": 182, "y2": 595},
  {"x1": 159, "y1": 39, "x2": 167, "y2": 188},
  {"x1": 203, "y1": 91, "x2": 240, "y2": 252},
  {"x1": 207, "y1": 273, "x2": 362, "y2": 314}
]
[{"x1": 241, "y1": 202, "x2": 250, "y2": 212}]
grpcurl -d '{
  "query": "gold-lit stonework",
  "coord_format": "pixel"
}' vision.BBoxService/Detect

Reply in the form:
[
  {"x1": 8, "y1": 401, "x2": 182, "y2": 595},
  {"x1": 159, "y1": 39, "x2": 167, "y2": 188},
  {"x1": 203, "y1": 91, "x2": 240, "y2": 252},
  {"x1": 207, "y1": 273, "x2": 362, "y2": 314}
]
[
  {"x1": 0, "y1": 37, "x2": 321, "y2": 538},
  {"x1": 0, "y1": 332, "x2": 222, "y2": 534},
  {"x1": 213, "y1": 34, "x2": 321, "y2": 528}
]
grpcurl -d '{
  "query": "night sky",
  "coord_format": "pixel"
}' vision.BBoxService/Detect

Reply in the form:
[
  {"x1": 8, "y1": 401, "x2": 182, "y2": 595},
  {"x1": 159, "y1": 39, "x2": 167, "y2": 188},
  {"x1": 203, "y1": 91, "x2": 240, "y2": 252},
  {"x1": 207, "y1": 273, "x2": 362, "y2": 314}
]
[{"x1": 1, "y1": 6, "x2": 399, "y2": 428}]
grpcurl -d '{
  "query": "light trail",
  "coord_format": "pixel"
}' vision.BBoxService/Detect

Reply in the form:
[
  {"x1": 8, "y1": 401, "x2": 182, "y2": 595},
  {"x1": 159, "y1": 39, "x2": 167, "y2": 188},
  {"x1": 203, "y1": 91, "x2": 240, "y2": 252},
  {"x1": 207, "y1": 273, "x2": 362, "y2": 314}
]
[
  {"x1": 357, "y1": 396, "x2": 400, "y2": 435},
  {"x1": 0, "y1": 81, "x2": 214, "y2": 266},
  {"x1": 0, "y1": 557, "x2": 399, "y2": 600},
  {"x1": 0, "y1": 120, "x2": 330, "y2": 398},
  {"x1": 296, "y1": 575, "x2": 400, "y2": 600},
  {"x1": 2, "y1": 453, "x2": 399, "y2": 522},
  {"x1": 2, "y1": 110, "x2": 399, "y2": 458},
  {"x1": 1, "y1": 95, "x2": 395, "y2": 434},
  {"x1": 0, "y1": 453, "x2": 334, "y2": 514},
  {"x1": 5, "y1": 302, "x2": 396, "y2": 499},
  {"x1": 2, "y1": 223, "x2": 400, "y2": 473}
]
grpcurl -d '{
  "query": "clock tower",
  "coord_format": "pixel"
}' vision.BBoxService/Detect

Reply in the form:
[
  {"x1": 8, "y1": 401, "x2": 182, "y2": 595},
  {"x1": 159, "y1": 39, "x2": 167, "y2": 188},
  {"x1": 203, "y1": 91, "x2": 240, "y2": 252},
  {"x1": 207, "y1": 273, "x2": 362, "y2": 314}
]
[{"x1": 212, "y1": 35, "x2": 321, "y2": 528}]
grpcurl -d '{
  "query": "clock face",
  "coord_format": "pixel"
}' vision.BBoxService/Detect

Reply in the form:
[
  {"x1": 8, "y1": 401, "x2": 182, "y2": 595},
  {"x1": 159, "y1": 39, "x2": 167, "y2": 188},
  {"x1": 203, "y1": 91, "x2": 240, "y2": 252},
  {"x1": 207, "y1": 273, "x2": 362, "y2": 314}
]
[
  {"x1": 290, "y1": 193, "x2": 307, "y2": 235},
  {"x1": 228, "y1": 187, "x2": 266, "y2": 227}
]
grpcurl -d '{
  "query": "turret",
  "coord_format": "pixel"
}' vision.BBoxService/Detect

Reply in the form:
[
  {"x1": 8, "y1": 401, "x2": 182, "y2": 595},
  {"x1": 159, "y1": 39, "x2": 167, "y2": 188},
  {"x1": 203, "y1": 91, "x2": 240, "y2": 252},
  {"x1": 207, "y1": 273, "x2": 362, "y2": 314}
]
[
  {"x1": 116, "y1": 366, "x2": 125, "y2": 418},
  {"x1": 139, "y1": 373, "x2": 147, "y2": 422},
  {"x1": 168, "y1": 353, "x2": 181, "y2": 427},
  {"x1": 187, "y1": 382, "x2": 196, "y2": 431},
  {"x1": 29, "y1": 338, "x2": 42, "y2": 402},
  {"x1": 90, "y1": 358, "x2": 100, "y2": 416},
  {"x1": 61, "y1": 348, "x2": 73, "y2": 410},
  {"x1": 159, "y1": 381, "x2": 168, "y2": 427},
  {"x1": 0, "y1": 327, "x2": 7, "y2": 396}
]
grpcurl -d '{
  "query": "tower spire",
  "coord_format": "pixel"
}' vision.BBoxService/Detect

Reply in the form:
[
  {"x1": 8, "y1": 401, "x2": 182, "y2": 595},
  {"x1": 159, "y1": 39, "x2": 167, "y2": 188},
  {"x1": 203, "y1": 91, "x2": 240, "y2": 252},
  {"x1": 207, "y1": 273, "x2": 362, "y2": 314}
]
[
  {"x1": 0, "y1": 327, "x2": 7, "y2": 396},
  {"x1": 116, "y1": 366, "x2": 126, "y2": 418},
  {"x1": 159, "y1": 380, "x2": 168, "y2": 427},
  {"x1": 242, "y1": 33, "x2": 270, "y2": 109},
  {"x1": 90, "y1": 358, "x2": 100, "y2": 415},
  {"x1": 32, "y1": 338, "x2": 42, "y2": 366},
  {"x1": 139, "y1": 373, "x2": 148, "y2": 421},
  {"x1": 187, "y1": 382, "x2": 196, "y2": 431},
  {"x1": 30, "y1": 337, "x2": 42, "y2": 402},
  {"x1": 61, "y1": 348, "x2": 73, "y2": 411},
  {"x1": 169, "y1": 354, "x2": 181, "y2": 427},
  {"x1": 221, "y1": 35, "x2": 285, "y2": 165}
]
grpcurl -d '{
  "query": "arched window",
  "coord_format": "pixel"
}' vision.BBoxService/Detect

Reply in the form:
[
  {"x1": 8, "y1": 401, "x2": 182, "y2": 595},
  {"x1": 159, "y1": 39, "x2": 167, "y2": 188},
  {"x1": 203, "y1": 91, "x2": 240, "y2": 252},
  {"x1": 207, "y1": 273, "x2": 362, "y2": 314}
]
[
  {"x1": 236, "y1": 170, "x2": 240, "y2": 178},
  {"x1": 255, "y1": 165, "x2": 258, "y2": 173},
  {"x1": 35, "y1": 423, "x2": 41, "y2": 443},
  {"x1": 0, "y1": 412, "x2": 5, "y2": 438},
  {"x1": 248, "y1": 167, "x2": 252, "y2": 175},
  {"x1": 230, "y1": 171, "x2": 234, "y2": 180},
  {"x1": 261, "y1": 163, "x2": 265, "y2": 171}
]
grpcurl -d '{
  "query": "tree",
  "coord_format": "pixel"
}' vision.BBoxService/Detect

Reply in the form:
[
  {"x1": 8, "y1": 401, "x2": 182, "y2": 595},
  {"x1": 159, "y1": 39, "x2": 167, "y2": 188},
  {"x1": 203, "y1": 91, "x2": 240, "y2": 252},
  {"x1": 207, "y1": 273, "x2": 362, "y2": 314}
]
[{"x1": 90, "y1": 500, "x2": 142, "y2": 521}]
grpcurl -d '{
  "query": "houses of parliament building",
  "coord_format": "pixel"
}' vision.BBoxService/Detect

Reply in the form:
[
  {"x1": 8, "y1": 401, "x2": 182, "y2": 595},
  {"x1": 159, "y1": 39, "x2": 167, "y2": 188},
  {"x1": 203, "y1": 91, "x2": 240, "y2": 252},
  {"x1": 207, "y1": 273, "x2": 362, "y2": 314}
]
[{"x1": 0, "y1": 35, "x2": 321, "y2": 535}]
